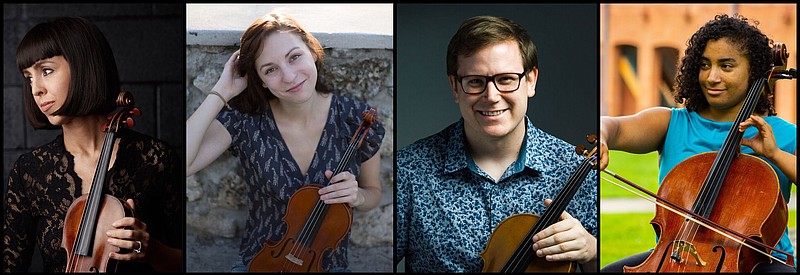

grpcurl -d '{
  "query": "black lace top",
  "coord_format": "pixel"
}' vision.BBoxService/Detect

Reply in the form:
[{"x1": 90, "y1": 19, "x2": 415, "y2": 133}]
[{"x1": 3, "y1": 129, "x2": 183, "y2": 272}]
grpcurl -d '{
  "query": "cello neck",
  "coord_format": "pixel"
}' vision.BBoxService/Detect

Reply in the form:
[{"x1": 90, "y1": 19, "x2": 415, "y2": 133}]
[{"x1": 693, "y1": 52, "x2": 785, "y2": 218}]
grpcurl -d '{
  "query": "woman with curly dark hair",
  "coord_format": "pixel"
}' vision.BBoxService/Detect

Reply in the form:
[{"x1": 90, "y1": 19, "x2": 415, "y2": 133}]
[{"x1": 599, "y1": 14, "x2": 796, "y2": 272}]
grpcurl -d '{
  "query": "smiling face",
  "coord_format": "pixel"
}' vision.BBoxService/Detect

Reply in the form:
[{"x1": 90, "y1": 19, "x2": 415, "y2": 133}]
[
  {"x1": 698, "y1": 38, "x2": 751, "y2": 116},
  {"x1": 254, "y1": 31, "x2": 319, "y2": 104},
  {"x1": 449, "y1": 40, "x2": 538, "y2": 142},
  {"x1": 22, "y1": 55, "x2": 72, "y2": 126}
]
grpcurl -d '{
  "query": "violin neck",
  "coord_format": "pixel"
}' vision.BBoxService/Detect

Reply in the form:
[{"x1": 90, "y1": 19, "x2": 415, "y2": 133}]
[
  {"x1": 325, "y1": 127, "x2": 368, "y2": 187},
  {"x1": 530, "y1": 154, "x2": 596, "y2": 238},
  {"x1": 73, "y1": 131, "x2": 117, "y2": 256},
  {"x1": 503, "y1": 154, "x2": 596, "y2": 272}
]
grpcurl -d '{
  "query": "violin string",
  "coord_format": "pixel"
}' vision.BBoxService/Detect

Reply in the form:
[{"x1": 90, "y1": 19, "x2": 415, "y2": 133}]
[
  {"x1": 290, "y1": 112, "x2": 369, "y2": 272},
  {"x1": 506, "y1": 147, "x2": 596, "y2": 272},
  {"x1": 284, "y1": 124, "x2": 365, "y2": 271},
  {"x1": 504, "y1": 153, "x2": 594, "y2": 272},
  {"x1": 66, "y1": 131, "x2": 115, "y2": 272}
]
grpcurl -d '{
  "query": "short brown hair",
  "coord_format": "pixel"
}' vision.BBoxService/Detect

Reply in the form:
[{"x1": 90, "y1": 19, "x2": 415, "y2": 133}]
[
  {"x1": 232, "y1": 10, "x2": 331, "y2": 114},
  {"x1": 16, "y1": 16, "x2": 120, "y2": 129},
  {"x1": 446, "y1": 15, "x2": 538, "y2": 77}
]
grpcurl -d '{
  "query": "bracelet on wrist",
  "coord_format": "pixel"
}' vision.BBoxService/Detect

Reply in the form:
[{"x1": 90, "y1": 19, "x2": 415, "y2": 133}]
[{"x1": 208, "y1": 90, "x2": 230, "y2": 109}]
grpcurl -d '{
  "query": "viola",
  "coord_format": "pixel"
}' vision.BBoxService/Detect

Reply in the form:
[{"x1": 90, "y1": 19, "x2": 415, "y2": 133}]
[
  {"x1": 61, "y1": 91, "x2": 141, "y2": 272},
  {"x1": 613, "y1": 42, "x2": 796, "y2": 272},
  {"x1": 248, "y1": 108, "x2": 380, "y2": 272},
  {"x1": 480, "y1": 134, "x2": 598, "y2": 273}
]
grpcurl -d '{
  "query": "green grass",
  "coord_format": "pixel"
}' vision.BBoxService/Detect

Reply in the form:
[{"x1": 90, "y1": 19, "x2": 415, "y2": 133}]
[
  {"x1": 600, "y1": 210, "x2": 797, "y2": 268},
  {"x1": 600, "y1": 150, "x2": 797, "y2": 268},
  {"x1": 600, "y1": 151, "x2": 660, "y2": 198}
]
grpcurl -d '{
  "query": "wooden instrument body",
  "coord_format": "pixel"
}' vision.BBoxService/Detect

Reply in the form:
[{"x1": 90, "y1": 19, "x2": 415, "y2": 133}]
[
  {"x1": 625, "y1": 152, "x2": 787, "y2": 273},
  {"x1": 480, "y1": 135, "x2": 597, "y2": 273},
  {"x1": 60, "y1": 91, "x2": 140, "y2": 272},
  {"x1": 248, "y1": 184, "x2": 353, "y2": 272},
  {"x1": 62, "y1": 194, "x2": 134, "y2": 272},
  {"x1": 481, "y1": 213, "x2": 575, "y2": 273},
  {"x1": 248, "y1": 108, "x2": 376, "y2": 272}
]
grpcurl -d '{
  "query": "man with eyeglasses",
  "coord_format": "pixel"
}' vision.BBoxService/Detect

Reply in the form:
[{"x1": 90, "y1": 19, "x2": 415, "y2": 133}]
[{"x1": 396, "y1": 15, "x2": 598, "y2": 272}]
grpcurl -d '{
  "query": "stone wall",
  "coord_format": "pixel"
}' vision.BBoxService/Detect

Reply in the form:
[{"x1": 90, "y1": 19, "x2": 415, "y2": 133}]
[{"x1": 185, "y1": 44, "x2": 394, "y2": 247}]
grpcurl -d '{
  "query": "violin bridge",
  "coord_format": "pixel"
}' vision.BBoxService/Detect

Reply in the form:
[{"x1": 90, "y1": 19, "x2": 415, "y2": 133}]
[
  {"x1": 671, "y1": 240, "x2": 706, "y2": 266},
  {"x1": 286, "y1": 253, "x2": 304, "y2": 266}
]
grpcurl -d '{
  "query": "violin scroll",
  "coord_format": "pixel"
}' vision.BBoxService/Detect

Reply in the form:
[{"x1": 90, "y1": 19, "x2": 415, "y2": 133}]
[
  {"x1": 575, "y1": 134, "x2": 599, "y2": 169},
  {"x1": 351, "y1": 108, "x2": 379, "y2": 148},
  {"x1": 103, "y1": 91, "x2": 141, "y2": 133}
]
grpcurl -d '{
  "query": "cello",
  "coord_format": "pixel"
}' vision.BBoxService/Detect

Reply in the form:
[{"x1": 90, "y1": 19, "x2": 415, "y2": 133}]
[
  {"x1": 614, "y1": 42, "x2": 796, "y2": 272},
  {"x1": 61, "y1": 91, "x2": 141, "y2": 272},
  {"x1": 481, "y1": 134, "x2": 598, "y2": 273},
  {"x1": 248, "y1": 108, "x2": 379, "y2": 272}
]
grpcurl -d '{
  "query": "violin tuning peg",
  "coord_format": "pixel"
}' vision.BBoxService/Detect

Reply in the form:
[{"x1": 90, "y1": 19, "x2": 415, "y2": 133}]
[
  {"x1": 586, "y1": 134, "x2": 597, "y2": 144},
  {"x1": 131, "y1": 108, "x2": 141, "y2": 117},
  {"x1": 575, "y1": 144, "x2": 586, "y2": 156},
  {"x1": 125, "y1": 117, "x2": 135, "y2": 128}
]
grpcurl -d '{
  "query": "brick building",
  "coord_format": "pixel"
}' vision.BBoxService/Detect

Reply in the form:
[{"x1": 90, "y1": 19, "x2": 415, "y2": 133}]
[{"x1": 601, "y1": 4, "x2": 796, "y2": 123}]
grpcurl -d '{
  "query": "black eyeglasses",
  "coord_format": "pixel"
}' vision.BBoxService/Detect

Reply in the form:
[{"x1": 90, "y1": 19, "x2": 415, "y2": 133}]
[{"x1": 456, "y1": 72, "x2": 527, "y2": 94}]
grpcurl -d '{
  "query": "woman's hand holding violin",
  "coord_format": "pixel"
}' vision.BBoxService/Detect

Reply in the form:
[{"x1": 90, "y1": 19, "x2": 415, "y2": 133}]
[
  {"x1": 106, "y1": 199, "x2": 148, "y2": 262},
  {"x1": 319, "y1": 171, "x2": 363, "y2": 208}
]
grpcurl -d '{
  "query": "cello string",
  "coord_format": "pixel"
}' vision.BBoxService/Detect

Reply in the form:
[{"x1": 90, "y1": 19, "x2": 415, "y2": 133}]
[
  {"x1": 680, "y1": 75, "x2": 766, "y2": 267},
  {"x1": 600, "y1": 175, "x2": 790, "y2": 266}
]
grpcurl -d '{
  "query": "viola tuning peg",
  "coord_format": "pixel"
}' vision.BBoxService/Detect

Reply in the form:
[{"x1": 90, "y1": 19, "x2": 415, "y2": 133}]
[
  {"x1": 131, "y1": 108, "x2": 141, "y2": 117},
  {"x1": 586, "y1": 134, "x2": 597, "y2": 144},
  {"x1": 575, "y1": 144, "x2": 586, "y2": 156},
  {"x1": 125, "y1": 117, "x2": 135, "y2": 128}
]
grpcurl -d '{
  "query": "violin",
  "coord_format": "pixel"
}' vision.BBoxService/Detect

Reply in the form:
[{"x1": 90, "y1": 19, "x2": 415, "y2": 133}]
[
  {"x1": 480, "y1": 134, "x2": 598, "y2": 273},
  {"x1": 615, "y1": 42, "x2": 796, "y2": 272},
  {"x1": 248, "y1": 108, "x2": 379, "y2": 272},
  {"x1": 61, "y1": 91, "x2": 141, "y2": 272}
]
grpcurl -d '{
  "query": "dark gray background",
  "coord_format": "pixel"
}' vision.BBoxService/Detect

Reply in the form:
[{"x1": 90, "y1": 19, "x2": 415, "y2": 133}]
[
  {"x1": 397, "y1": 4, "x2": 599, "y2": 149},
  {"x1": 3, "y1": 3, "x2": 185, "y2": 272}
]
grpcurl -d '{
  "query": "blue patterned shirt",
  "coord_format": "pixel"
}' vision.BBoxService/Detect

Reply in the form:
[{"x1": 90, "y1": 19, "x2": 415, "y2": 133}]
[
  {"x1": 217, "y1": 94, "x2": 384, "y2": 271},
  {"x1": 396, "y1": 117, "x2": 598, "y2": 272}
]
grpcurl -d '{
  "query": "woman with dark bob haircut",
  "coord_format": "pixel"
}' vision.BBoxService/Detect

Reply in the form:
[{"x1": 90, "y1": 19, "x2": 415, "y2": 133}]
[
  {"x1": 186, "y1": 10, "x2": 385, "y2": 272},
  {"x1": 4, "y1": 17, "x2": 183, "y2": 272}
]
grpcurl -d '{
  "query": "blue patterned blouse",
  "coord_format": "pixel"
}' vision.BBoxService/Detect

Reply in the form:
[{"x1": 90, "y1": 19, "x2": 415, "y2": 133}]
[
  {"x1": 396, "y1": 117, "x2": 598, "y2": 272},
  {"x1": 217, "y1": 94, "x2": 385, "y2": 271}
]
